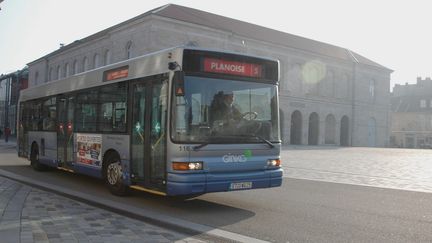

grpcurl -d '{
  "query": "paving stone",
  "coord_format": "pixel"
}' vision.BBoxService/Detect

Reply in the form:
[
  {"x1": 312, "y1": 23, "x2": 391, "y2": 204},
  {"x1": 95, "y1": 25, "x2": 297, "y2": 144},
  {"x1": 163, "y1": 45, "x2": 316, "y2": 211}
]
[
  {"x1": 0, "y1": 175, "x2": 206, "y2": 243},
  {"x1": 283, "y1": 146, "x2": 432, "y2": 193}
]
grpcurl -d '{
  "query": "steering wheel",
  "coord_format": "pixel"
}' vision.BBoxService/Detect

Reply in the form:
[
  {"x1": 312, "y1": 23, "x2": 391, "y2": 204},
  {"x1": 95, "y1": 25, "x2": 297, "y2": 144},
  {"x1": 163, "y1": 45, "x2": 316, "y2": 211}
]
[{"x1": 242, "y1": 111, "x2": 258, "y2": 120}]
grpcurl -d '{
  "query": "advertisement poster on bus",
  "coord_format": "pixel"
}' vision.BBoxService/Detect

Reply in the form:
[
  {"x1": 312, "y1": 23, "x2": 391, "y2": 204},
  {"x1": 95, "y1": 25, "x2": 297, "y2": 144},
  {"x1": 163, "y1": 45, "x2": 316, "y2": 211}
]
[{"x1": 76, "y1": 133, "x2": 102, "y2": 167}]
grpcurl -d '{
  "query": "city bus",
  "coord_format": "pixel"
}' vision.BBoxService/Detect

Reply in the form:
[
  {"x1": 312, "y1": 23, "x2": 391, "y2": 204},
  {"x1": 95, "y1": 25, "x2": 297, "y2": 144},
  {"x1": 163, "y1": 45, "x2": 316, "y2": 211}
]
[{"x1": 17, "y1": 47, "x2": 282, "y2": 197}]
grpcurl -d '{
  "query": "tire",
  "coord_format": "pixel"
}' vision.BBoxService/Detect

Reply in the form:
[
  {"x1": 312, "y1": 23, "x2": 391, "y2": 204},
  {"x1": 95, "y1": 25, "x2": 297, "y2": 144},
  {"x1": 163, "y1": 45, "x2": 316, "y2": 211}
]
[
  {"x1": 30, "y1": 144, "x2": 46, "y2": 171},
  {"x1": 104, "y1": 153, "x2": 128, "y2": 196}
]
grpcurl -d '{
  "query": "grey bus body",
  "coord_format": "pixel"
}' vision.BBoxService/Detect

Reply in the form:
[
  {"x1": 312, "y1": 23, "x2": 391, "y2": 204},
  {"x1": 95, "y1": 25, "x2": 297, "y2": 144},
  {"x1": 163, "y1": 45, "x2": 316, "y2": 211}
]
[{"x1": 17, "y1": 47, "x2": 283, "y2": 196}]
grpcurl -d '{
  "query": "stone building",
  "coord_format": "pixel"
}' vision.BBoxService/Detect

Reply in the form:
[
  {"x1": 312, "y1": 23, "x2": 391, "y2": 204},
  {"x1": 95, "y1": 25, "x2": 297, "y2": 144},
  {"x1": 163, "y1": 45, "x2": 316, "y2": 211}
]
[
  {"x1": 390, "y1": 77, "x2": 432, "y2": 148},
  {"x1": 27, "y1": 4, "x2": 392, "y2": 146},
  {"x1": 0, "y1": 68, "x2": 29, "y2": 136}
]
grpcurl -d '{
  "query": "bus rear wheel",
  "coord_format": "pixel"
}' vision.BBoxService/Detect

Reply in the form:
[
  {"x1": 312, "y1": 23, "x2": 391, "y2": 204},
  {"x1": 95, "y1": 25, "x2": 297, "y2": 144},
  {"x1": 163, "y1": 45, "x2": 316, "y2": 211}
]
[
  {"x1": 104, "y1": 153, "x2": 128, "y2": 196},
  {"x1": 30, "y1": 144, "x2": 46, "y2": 171}
]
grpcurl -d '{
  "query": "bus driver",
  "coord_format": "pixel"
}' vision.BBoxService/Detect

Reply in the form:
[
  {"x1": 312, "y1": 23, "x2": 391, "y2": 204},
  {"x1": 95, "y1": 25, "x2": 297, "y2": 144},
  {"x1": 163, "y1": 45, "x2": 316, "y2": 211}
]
[{"x1": 210, "y1": 91, "x2": 242, "y2": 125}]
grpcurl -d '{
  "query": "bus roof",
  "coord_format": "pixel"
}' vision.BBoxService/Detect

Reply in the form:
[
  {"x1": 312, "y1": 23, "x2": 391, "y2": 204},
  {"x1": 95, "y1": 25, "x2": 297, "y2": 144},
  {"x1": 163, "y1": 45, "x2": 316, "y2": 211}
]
[{"x1": 20, "y1": 47, "x2": 279, "y2": 102}]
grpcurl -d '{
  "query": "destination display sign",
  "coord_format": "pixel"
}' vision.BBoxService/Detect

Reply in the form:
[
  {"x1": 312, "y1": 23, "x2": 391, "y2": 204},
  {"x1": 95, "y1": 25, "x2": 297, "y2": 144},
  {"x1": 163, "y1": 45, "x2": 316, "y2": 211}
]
[
  {"x1": 103, "y1": 66, "x2": 129, "y2": 82},
  {"x1": 182, "y1": 49, "x2": 279, "y2": 83},
  {"x1": 203, "y1": 58, "x2": 263, "y2": 78}
]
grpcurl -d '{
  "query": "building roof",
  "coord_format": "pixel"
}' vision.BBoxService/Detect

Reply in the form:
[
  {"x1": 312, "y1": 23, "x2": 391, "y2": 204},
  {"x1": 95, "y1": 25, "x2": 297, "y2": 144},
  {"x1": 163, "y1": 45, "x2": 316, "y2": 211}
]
[
  {"x1": 28, "y1": 4, "x2": 390, "y2": 71},
  {"x1": 0, "y1": 67, "x2": 28, "y2": 81},
  {"x1": 391, "y1": 96, "x2": 431, "y2": 113},
  {"x1": 392, "y1": 78, "x2": 432, "y2": 112}
]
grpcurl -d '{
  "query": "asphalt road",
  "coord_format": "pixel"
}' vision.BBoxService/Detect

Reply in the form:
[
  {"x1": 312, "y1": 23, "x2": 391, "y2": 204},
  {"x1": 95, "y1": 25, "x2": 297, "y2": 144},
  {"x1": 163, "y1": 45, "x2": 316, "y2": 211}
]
[{"x1": 1, "y1": 145, "x2": 432, "y2": 242}]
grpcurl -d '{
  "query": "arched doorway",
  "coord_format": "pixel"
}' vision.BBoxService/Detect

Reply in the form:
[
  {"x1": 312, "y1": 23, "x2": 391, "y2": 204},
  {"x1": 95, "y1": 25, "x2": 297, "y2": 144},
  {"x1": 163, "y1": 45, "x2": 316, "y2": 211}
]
[
  {"x1": 325, "y1": 114, "x2": 336, "y2": 144},
  {"x1": 340, "y1": 116, "x2": 350, "y2": 146},
  {"x1": 308, "y1": 112, "x2": 319, "y2": 145},
  {"x1": 290, "y1": 110, "x2": 302, "y2": 145},
  {"x1": 368, "y1": 118, "x2": 376, "y2": 147}
]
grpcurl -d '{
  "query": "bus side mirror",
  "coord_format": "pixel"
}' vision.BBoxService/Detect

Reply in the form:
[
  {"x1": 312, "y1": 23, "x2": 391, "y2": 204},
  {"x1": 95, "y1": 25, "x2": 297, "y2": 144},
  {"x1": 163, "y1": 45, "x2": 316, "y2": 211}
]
[{"x1": 173, "y1": 71, "x2": 185, "y2": 96}]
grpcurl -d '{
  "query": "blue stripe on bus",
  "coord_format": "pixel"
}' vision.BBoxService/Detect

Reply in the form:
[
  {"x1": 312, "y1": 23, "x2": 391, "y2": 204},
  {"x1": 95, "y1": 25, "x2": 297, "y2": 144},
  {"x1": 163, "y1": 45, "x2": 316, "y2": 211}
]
[
  {"x1": 166, "y1": 168, "x2": 283, "y2": 196},
  {"x1": 73, "y1": 164, "x2": 103, "y2": 178},
  {"x1": 38, "y1": 157, "x2": 58, "y2": 167},
  {"x1": 34, "y1": 156, "x2": 132, "y2": 185}
]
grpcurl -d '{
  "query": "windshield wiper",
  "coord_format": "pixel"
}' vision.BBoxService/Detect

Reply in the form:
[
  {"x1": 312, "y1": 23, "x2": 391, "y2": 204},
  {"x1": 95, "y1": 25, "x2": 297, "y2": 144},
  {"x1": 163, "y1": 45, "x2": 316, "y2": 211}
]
[
  {"x1": 193, "y1": 143, "x2": 209, "y2": 151},
  {"x1": 192, "y1": 135, "x2": 242, "y2": 151},
  {"x1": 238, "y1": 134, "x2": 275, "y2": 148},
  {"x1": 193, "y1": 134, "x2": 275, "y2": 150},
  {"x1": 192, "y1": 136, "x2": 222, "y2": 151}
]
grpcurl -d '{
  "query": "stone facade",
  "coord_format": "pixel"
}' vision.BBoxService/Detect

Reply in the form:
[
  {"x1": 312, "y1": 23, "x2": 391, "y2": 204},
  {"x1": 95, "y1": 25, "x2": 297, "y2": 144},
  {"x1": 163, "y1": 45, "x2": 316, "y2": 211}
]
[
  {"x1": 0, "y1": 68, "x2": 28, "y2": 136},
  {"x1": 27, "y1": 4, "x2": 392, "y2": 147},
  {"x1": 391, "y1": 77, "x2": 432, "y2": 148}
]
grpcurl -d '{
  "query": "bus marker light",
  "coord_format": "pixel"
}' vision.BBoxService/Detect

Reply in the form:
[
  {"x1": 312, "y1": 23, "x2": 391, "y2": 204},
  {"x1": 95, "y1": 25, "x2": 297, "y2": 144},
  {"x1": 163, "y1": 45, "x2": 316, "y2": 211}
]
[
  {"x1": 188, "y1": 162, "x2": 203, "y2": 170},
  {"x1": 172, "y1": 162, "x2": 203, "y2": 171},
  {"x1": 176, "y1": 87, "x2": 184, "y2": 96},
  {"x1": 267, "y1": 159, "x2": 281, "y2": 167}
]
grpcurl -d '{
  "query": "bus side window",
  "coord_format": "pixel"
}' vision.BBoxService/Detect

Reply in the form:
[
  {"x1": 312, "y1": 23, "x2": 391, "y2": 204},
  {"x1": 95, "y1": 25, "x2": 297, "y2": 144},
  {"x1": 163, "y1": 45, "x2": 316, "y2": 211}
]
[
  {"x1": 76, "y1": 90, "x2": 98, "y2": 132},
  {"x1": 42, "y1": 97, "x2": 56, "y2": 131},
  {"x1": 33, "y1": 102, "x2": 42, "y2": 131},
  {"x1": 99, "y1": 82, "x2": 127, "y2": 132}
]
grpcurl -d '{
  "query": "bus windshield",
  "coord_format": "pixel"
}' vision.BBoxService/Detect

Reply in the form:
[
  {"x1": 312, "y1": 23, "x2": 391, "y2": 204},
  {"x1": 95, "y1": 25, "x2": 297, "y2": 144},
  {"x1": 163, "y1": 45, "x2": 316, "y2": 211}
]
[{"x1": 172, "y1": 76, "x2": 280, "y2": 144}]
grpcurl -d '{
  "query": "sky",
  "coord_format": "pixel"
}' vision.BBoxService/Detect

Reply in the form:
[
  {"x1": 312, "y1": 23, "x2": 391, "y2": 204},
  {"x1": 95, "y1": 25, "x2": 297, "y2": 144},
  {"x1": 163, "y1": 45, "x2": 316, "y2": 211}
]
[{"x1": 0, "y1": 0, "x2": 430, "y2": 89}]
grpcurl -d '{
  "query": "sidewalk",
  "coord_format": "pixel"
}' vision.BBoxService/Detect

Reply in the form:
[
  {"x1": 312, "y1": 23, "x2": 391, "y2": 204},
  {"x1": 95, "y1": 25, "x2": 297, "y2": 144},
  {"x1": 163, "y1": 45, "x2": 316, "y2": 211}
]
[
  {"x1": 0, "y1": 136, "x2": 16, "y2": 148},
  {"x1": 0, "y1": 139, "x2": 207, "y2": 243},
  {"x1": 0, "y1": 176, "x2": 205, "y2": 243},
  {"x1": 0, "y1": 138, "x2": 259, "y2": 243}
]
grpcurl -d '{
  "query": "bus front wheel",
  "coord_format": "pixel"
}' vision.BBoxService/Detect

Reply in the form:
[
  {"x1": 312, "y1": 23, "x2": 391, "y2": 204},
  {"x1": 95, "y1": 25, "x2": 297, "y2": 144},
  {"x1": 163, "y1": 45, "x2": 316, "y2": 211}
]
[{"x1": 104, "y1": 153, "x2": 128, "y2": 196}]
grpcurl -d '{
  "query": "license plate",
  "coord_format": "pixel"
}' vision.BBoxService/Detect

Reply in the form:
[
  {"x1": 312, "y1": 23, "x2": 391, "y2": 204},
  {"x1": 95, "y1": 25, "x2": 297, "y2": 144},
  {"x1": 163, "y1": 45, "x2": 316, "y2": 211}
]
[{"x1": 229, "y1": 182, "x2": 252, "y2": 190}]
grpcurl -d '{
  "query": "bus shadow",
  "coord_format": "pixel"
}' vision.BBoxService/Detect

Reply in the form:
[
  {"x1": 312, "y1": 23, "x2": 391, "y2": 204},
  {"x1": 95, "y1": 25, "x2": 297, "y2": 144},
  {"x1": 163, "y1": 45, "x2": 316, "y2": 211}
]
[
  {"x1": 0, "y1": 165, "x2": 256, "y2": 231},
  {"x1": 130, "y1": 189, "x2": 256, "y2": 228}
]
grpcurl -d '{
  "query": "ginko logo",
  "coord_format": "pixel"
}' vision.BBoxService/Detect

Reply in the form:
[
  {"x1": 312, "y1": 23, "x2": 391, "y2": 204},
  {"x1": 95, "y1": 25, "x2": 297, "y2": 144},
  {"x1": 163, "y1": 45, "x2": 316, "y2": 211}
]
[
  {"x1": 223, "y1": 154, "x2": 247, "y2": 163},
  {"x1": 222, "y1": 150, "x2": 252, "y2": 163}
]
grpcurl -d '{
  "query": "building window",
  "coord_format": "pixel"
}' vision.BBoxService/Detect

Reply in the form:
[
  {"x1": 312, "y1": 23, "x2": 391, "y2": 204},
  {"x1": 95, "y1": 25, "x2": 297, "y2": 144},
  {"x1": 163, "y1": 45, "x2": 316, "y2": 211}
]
[
  {"x1": 34, "y1": 72, "x2": 39, "y2": 84},
  {"x1": 420, "y1": 99, "x2": 427, "y2": 108},
  {"x1": 83, "y1": 57, "x2": 89, "y2": 72},
  {"x1": 369, "y1": 79, "x2": 376, "y2": 100},
  {"x1": 126, "y1": 41, "x2": 132, "y2": 59},
  {"x1": 64, "y1": 63, "x2": 70, "y2": 77},
  {"x1": 340, "y1": 73, "x2": 350, "y2": 99},
  {"x1": 321, "y1": 70, "x2": 335, "y2": 97},
  {"x1": 56, "y1": 65, "x2": 61, "y2": 80},
  {"x1": 302, "y1": 63, "x2": 319, "y2": 95},
  {"x1": 93, "y1": 54, "x2": 100, "y2": 68},
  {"x1": 280, "y1": 63, "x2": 289, "y2": 91},
  {"x1": 104, "y1": 49, "x2": 111, "y2": 66},
  {"x1": 429, "y1": 99, "x2": 432, "y2": 108},
  {"x1": 49, "y1": 68, "x2": 54, "y2": 82},
  {"x1": 290, "y1": 63, "x2": 302, "y2": 93},
  {"x1": 73, "y1": 60, "x2": 78, "y2": 75}
]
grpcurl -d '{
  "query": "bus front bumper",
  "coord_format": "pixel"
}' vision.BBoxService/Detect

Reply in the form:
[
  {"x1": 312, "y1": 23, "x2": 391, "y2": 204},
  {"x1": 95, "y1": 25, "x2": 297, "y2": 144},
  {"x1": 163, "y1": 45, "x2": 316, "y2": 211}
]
[{"x1": 166, "y1": 169, "x2": 283, "y2": 196}]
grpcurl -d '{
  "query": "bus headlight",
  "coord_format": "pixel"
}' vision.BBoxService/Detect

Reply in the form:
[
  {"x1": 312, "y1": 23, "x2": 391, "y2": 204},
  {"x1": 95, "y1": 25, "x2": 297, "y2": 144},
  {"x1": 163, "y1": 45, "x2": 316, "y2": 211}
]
[
  {"x1": 172, "y1": 162, "x2": 203, "y2": 171},
  {"x1": 267, "y1": 159, "x2": 281, "y2": 167}
]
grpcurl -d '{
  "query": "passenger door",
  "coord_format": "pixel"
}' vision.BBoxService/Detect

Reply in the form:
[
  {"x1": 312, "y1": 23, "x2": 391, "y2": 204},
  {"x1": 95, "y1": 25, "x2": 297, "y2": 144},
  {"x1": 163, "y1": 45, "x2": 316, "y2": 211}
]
[
  {"x1": 130, "y1": 78, "x2": 168, "y2": 190},
  {"x1": 57, "y1": 95, "x2": 75, "y2": 169},
  {"x1": 17, "y1": 103, "x2": 28, "y2": 157}
]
